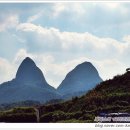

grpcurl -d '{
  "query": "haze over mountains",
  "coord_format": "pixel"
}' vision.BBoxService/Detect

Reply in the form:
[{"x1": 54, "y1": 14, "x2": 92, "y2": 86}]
[{"x1": 0, "y1": 57, "x2": 102, "y2": 104}]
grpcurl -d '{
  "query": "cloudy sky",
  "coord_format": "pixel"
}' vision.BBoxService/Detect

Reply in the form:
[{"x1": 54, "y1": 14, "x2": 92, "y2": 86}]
[{"x1": 0, "y1": 2, "x2": 130, "y2": 88}]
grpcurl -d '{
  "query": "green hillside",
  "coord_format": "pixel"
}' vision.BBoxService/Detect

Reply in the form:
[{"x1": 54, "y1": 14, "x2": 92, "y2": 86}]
[{"x1": 39, "y1": 71, "x2": 130, "y2": 122}]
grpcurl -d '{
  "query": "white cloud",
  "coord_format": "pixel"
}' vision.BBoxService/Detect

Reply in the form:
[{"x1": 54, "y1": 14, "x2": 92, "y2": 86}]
[
  {"x1": 13, "y1": 48, "x2": 34, "y2": 65},
  {"x1": 52, "y1": 3, "x2": 66, "y2": 17},
  {"x1": 0, "y1": 58, "x2": 15, "y2": 84},
  {"x1": 17, "y1": 23, "x2": 128, "y2": 56},
  {"x1": 101, "y1": 3, "x2": 121, "y2": 10},
  {"x1": 0, "y1": 14, "x2": 19, "y2": 32},
  {"x1": 52, "y1": 3, "x2": 86, "y2": 18},
  {"x1": 92, "y1": 59, "x2": 126, "y2": 81},
  {"x1": 122, "y1": 35, "x2": 130, "y2": 43},
  {"x1": 27, "y1": 12, "x2": 43, "y2": 23}
]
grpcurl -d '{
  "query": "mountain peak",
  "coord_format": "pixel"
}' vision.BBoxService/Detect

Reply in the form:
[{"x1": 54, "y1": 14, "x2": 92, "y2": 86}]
[
  {"x1": 0, "y1": 57, "x2": 61, "y2": 104},
  {"x1": 75, "y1": 61, "x2": 93, "y2": 69},
  {"x1": 15, "y1": 57, "x2": 45, "y2": 84},
  {"x1": 58, "y1": 61, "x2": 102, "y2": 98},
  {"x1": 22, "y1": 57, "x2": 35, "y2": 66},
  {"x1": 24, "y1": 57, "x2": 32, "y2": 60},
  {"x1": 73, "y1": 61, "x2": 99, "y2": 76},
  {"x1": 79, "y1": 61, "x2": 92, "y2": 65}
]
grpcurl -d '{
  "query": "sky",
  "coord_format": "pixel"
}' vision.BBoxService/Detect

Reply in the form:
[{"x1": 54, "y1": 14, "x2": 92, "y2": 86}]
[{"x1": 0, "y1": 2, "x2": 130, "y2": 88}]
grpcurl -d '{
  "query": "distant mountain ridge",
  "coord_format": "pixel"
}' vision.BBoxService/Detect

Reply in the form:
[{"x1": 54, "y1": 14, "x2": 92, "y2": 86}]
[{"x1": 0, "y1": 57, "x2": 102, "y2": 104}]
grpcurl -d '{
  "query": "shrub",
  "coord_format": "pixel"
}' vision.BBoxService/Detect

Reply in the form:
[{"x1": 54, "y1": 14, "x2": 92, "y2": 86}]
[
  {"x1": 40, "y1": 112, "x2": 53, "y2": 122},
  {"x1": 0, "y1": 113, "x2": 37, "y2": 123},
  {"x1": 79, "y1": 114, "x2": 94, "y2": 121},
  {"x1": 113, "y1": 100, "x2": 129, "y2": 106},
  {"x1": 12, "y1": 107, "x2": 35, "y2": 113}
]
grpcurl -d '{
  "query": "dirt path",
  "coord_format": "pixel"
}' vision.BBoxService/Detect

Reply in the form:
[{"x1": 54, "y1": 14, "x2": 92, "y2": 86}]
[{"x1": 34, "y1": 108, "x2": 40, "y2": 123}]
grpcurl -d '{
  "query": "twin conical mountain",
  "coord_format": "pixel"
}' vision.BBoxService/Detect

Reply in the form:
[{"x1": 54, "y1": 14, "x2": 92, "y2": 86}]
[
  {"x1": 57, "y1": 62, "x2": 102, "y2": 98},
  {"x1": 15, "y1": 57, "x2": 53, "y2": 90},
  {"x1": 0, "y1": 57, "x2": 102, "y2": 104},
  {"x1": 16, "y1": 57, "x2": 45, "y2": 84},
  {"x1": 0, "y1": 57, "x2": 61, "y2": 104}
]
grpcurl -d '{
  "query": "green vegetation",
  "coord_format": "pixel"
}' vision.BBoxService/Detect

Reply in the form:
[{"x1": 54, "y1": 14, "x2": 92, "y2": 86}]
[
  {"x1": 39, "y1": 72, "x2": 130, "y2": 122},
  {"x1": 0, "y1": 100, "x2": 40, "y2": 111},
  {"x1": 0, "y1": 107, "x2": 37, "y2": 122}
]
